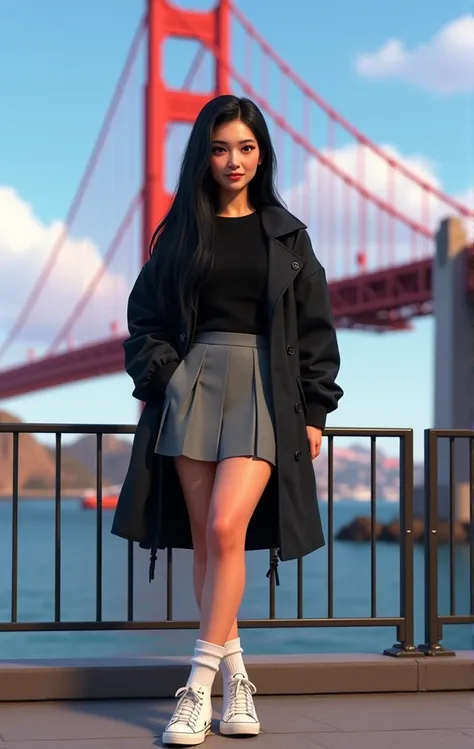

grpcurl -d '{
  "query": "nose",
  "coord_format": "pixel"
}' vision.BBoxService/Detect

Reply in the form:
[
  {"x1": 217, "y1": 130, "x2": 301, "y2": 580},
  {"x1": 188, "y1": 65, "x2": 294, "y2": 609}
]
[{"x1": 227, "y1": 150, "x2": 240, "y2": 169}]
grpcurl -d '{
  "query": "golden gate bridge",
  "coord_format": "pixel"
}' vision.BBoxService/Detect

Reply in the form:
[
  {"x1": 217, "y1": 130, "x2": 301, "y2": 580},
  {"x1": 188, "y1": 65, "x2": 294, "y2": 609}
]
[{"x1": 0, "y1": 0, "x2": 472, "y2": 399}]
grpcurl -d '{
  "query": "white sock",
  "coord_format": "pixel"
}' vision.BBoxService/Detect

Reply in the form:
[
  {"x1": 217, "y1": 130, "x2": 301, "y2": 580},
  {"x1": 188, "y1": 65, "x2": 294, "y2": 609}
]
[
  {"x1": 187, "y1": 639, "x2": 225, "y2": 688},
  {"x1": 220, "y1": 637, "x2": 248, "y2": 680}
]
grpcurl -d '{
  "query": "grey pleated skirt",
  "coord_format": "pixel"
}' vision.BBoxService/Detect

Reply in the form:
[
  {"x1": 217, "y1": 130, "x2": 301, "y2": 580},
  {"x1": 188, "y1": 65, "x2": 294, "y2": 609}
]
[{"x1": 154, "y1": 331, "x2": 276, "y2": 465}]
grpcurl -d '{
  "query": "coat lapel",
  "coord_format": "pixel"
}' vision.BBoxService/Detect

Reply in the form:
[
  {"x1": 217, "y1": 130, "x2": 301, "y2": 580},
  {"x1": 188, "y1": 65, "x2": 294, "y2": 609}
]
[{"x1": 261, "y1": 206, "x2": 307, "y2": 320}]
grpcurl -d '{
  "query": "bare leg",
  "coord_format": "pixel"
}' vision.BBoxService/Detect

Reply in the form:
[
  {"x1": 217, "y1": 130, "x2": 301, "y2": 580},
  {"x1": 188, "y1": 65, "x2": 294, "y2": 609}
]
[
  {"x1": 162, "y1": 458, "x2": 219, "y2": 747},
  {"x1": 174, "y1": 456, "x2": 215, "y2": 607},
  {"x1": 164, "y1": 455, "x2": 268, "y2": 744},
  {"x1": 174, "y1": 456, "x2": 239, "y2": 642},
  {"x1": 199, "y1": 456, "x2": 273, "y2": 645}
]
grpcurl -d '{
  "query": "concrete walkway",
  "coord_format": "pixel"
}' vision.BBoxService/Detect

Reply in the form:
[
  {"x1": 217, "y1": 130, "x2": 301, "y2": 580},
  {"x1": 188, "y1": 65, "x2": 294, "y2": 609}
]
[{"x1": 0, "y1": 692, "x2": 473, "y2": 748}]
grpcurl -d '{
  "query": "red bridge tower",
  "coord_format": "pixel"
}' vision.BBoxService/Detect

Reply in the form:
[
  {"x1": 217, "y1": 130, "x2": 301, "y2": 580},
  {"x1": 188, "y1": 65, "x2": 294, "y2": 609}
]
[{"x1": 144, "y1": 0, "x2": 231, "y2": 261}]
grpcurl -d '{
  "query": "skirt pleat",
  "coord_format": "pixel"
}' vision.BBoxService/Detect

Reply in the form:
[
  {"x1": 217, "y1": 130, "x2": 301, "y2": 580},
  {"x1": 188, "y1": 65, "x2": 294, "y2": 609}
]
[{"x1": 154, "y1": 331, "x2": 276, "y2": 465}]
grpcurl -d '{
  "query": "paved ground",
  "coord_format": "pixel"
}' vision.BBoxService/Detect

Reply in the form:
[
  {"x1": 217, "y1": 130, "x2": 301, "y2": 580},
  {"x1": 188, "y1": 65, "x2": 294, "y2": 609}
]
[{"x1": 0, "y1": 692, "x2": 473, "y2": 748}]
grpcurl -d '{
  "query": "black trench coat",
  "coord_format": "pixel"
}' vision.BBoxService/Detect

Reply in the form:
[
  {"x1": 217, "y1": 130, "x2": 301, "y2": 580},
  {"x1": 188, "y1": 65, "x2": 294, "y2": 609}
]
[{"x1": 111, "y1": 206, "x2": 343, "y2": 580}]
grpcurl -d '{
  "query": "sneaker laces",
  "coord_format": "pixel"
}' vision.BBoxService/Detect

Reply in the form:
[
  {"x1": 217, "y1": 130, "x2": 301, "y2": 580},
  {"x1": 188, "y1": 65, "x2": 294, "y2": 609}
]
[
  {"x1": 169, "y1": 686, "x2": 204, "y2": 729},
  {"x1": 227, "y1": 675, "x2": 257, "y2": 719}
]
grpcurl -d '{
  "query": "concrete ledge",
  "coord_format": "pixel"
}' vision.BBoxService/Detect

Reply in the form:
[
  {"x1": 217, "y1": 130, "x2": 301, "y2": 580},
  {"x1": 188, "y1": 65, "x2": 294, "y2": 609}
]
[
  {"x1": 0, "y1": 652, "x2": 472, "y2": 702},
  {"x1": 420, "y1": 651, "x2": 474, "y2": 691}
]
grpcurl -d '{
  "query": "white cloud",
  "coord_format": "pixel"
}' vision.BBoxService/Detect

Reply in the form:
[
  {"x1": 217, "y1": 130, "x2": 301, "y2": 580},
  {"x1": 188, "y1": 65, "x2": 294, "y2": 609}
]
[
  {"x1": 354, "y1": 15, "x2": 474, "y2": 94},
  {"x1": 283, "y1": 141, "x2": 472, "y2": 276},
  {"x1": 1, "y1": 140, "x2": 472, "y2": 360},
  {"x1": 0, "y1": 186, "x2": 130, "y2": 353}
]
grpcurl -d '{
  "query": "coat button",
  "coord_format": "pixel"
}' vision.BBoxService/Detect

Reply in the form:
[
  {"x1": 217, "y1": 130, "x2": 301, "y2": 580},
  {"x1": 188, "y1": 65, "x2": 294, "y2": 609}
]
[
  {"x1": 179, "y1": 333, "x2": 187, "y2": 343},
  {"x1": 287, "y1": 344, "x2": 295, "y2": 355},
  {"x1": 294, "y1": 450, "x2": 302, "y2": 461},
  {"x1": 294, "y1": 402, "x2": 302, "y2": 413},
  {"x1": 291, "y1": 261, "x2": 300, "y2": 270}
]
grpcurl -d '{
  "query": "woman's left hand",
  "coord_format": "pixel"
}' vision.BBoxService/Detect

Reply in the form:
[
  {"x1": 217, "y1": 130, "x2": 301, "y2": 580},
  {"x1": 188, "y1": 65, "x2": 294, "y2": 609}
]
[{"x1": 306, "y1": 426, "x2": 323, "y2": 459}]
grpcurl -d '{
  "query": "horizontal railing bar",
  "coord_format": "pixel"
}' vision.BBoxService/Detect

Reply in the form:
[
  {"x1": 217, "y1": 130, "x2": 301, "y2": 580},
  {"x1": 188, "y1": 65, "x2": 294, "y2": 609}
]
[
  {"x1": 0, "y1": 424, "x2": 136, "y2": 434},
  {"x1": 437, "y1": 615, "x2": 474, "y2": 625},
  {"x1": 429, "y1": 430, "x2": 474, "y2": 438},
  {"x1": 0, "y1": 617, "x2": 404, "y2": 632},
  {"x1": 0, "y1": 423, "x2": 414, "y2": 438}
]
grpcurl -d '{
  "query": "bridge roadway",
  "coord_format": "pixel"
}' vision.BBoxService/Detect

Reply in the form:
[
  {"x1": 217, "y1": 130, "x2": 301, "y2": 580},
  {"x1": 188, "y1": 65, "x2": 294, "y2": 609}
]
[
  {"x1": 0, "y1": 691, "x2": 473, "y2": 748},
  {"x1": 0, "y1": 258, "x2": 439, "y2": 400},
  {"x1": 0, "y1": 245, "x2": 472, "y2": 400}
]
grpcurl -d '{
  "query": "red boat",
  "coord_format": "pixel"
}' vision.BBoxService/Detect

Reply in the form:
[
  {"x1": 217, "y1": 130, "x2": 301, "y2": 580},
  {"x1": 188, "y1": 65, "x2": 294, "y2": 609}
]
[{"x1": 80, "y1": 486, "x2": 120, "y2": 510}]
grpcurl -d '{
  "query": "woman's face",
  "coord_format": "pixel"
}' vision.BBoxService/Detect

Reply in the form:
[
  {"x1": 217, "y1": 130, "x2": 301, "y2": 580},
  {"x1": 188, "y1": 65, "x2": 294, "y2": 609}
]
[{"x1": 209, "y1": 119, "x2": 262, "y2": 195}]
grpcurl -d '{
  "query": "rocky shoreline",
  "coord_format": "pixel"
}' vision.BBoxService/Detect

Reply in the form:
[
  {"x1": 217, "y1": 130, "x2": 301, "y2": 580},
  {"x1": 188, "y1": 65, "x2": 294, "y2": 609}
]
[{"x1": 336, "y1": 515, "x2": 471, "y2": 543}]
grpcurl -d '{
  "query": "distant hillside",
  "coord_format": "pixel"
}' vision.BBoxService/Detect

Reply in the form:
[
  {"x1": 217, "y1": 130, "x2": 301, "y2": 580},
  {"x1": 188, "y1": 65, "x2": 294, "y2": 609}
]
[
  {"x1": 62, "y1": 434, "x2": 132, "y2": 486},
  {"x1": 0, "y1": 411, "x2": 94, "y2": 492},
  {"x1": 313, "y1": 443, "x2": 424, "y2": 502},
  {"x1": 1, "y1": 410, "x2": 423, "y2": 500}
]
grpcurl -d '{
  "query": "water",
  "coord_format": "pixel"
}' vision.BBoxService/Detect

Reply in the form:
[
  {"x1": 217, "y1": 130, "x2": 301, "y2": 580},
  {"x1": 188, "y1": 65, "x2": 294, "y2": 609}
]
[{"x1": 0, "y1": 499, "x2": 472, "y2": 659}]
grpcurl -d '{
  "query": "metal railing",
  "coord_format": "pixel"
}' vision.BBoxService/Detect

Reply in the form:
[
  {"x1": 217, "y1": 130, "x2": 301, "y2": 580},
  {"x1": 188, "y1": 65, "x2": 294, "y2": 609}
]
[
  {"x1": 2, "y1": 422, "x2": 473, "y2": 657},
  {"x1": 419, "y1": 429, "x2": 474, "y2": 655}
]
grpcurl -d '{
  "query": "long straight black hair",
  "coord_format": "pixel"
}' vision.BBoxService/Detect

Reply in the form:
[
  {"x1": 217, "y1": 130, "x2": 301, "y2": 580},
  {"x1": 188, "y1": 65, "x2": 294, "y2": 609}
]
[{"x1": 149, "y1": 95, "x2": 284, "y2": 318}]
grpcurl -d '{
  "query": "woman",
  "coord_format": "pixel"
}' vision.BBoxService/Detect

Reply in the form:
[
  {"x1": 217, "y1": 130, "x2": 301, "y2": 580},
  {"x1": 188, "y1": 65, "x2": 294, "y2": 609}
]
[{"x1": 111, "y1": 94, "x2": 343, "y2": 745}]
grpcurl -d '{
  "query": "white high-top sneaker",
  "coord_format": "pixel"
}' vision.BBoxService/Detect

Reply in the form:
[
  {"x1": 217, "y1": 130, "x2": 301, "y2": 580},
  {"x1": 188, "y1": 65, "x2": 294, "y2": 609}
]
[
  {"x1": 162, "y1": 683, "x2": 213, "y2": 746},
  {"x1": 219, "y1": 673, "x2": 260, "y2": 736}
]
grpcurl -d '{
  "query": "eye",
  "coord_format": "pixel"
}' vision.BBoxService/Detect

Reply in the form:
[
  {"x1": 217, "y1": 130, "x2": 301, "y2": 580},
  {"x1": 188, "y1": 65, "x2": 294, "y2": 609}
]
[
  {"x1": 242, "y1": 145, "x2": 255, "y2": 153},
  {"x1": 211, "y1": 146, "x2": 226, "y2": 155}
]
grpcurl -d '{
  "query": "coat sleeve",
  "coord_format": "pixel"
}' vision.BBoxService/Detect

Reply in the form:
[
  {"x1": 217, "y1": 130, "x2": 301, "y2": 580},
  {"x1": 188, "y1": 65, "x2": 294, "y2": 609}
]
[
  {"x1": 123, "y1": 259, "x2": 180, "y2": 402},
  {"x1": 294, "y1": 232, "x2": 343, "y2": 430}
]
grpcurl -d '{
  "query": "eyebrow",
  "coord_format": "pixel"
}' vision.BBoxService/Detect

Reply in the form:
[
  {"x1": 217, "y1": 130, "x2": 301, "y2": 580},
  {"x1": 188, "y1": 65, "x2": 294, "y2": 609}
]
[{"x1": 211, "y1": 139, "x2": 256, "y2": 145}]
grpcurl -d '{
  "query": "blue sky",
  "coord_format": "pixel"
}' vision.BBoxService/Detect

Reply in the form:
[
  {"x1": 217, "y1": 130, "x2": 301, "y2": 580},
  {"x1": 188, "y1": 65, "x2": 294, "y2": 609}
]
[{"x1": 0, "y1": 0, "x2": 472, "y2": 459}]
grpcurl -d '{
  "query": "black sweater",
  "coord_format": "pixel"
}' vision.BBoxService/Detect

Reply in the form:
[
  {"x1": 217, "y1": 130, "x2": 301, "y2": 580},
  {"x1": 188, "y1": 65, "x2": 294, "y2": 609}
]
[
  {"x1": 123, "y1": 206, "x2": 343, "y2": 431},
  {"x1": 196, "y1": 211, "x2": 268, "y2": 335}
]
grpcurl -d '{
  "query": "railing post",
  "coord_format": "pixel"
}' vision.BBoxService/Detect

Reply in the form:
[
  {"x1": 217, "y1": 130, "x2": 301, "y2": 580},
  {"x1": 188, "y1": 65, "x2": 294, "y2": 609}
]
[
  {"x1": 418, "y1": 430, "x2": 455, "y2": 655},
  {"x1": 384, "y1": 430, "x2": 421, "y2": 656},
  {"x1": 470, "y1": 434, "x2": 474, "y2": 618}
]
